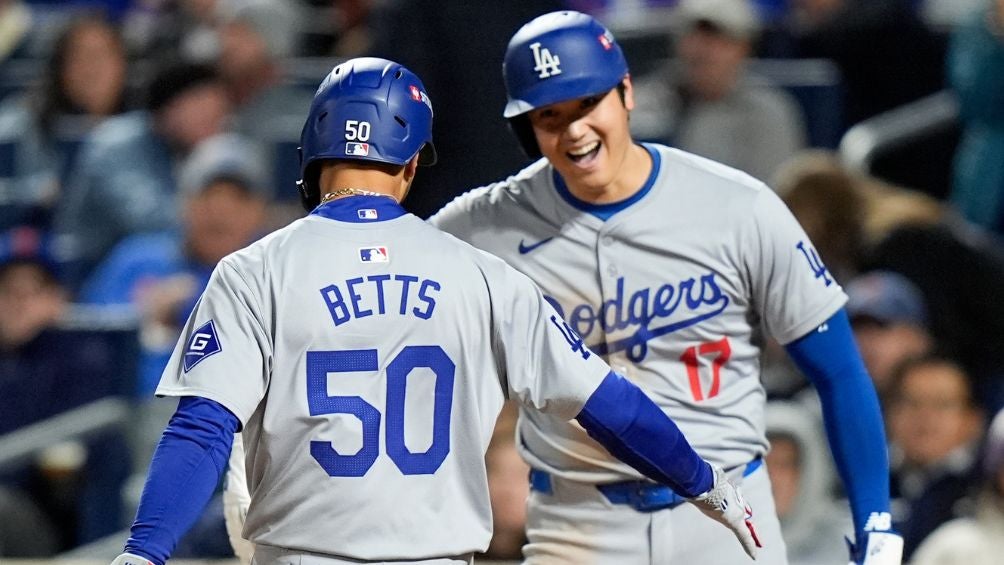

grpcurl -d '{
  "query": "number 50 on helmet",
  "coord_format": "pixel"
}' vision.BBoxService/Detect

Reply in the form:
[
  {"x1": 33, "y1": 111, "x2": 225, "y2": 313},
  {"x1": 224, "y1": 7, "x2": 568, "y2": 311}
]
[{"x1": 297, "y1": 57, "x2": 437, "y2": 211}]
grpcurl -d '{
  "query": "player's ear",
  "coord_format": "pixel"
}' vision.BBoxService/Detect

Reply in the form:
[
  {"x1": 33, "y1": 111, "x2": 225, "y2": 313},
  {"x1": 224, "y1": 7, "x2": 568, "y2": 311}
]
[
  {"x1": 620, "y1": 76, "x2": 635, "y2": 112},
  {"x1": 403, "y1": 154, "x2": 420, "y2": 182}
]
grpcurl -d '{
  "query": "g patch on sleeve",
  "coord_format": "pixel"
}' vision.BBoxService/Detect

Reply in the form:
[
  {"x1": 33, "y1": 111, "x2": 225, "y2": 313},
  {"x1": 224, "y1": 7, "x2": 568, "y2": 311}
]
[{"x1": 183, "y1": 320, "x2": 222, "y2": 373}]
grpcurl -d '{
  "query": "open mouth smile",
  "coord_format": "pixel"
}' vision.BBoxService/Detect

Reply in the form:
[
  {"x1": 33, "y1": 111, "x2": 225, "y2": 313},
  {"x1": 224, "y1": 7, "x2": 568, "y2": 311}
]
[{"x1": 567, "y1": 141, "x2": 601, "y2": 165}]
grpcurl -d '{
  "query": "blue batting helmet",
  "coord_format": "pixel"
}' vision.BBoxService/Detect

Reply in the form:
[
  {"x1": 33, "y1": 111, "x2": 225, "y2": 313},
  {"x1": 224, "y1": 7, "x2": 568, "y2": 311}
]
[
  {"x1": 297, "y1": 57, "x2": 437, "y2": 210},
  {"x1": 502, "y1": 11, "x2": 628, "y2": 119}
]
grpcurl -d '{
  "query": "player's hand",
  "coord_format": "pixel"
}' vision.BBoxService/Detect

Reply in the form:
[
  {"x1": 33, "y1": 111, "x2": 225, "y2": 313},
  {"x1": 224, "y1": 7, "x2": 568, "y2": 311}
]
[
  {"x1": 109, "y1": 553, "x2": 154, "y2": 565},
  {"x1": 847, "y1": 514, "x2": 903, "y2": 565},
  {"x1": 687, "y1": 464, "x2": 762, "y2": 560}
]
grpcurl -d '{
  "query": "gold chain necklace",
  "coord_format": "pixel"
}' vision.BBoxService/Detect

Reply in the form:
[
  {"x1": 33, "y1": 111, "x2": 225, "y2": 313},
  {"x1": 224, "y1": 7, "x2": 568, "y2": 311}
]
[{"x1": 320, "y1": 188, "x2": 397, "y2": 204}]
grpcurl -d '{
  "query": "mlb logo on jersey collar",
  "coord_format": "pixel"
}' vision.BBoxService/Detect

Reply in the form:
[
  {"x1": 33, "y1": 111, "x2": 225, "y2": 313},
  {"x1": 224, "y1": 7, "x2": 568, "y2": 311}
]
[
  {"x1": 358, "y1": 209, "x2": 378, "y2": 220},
  {"x1": 359, "y1": 246, "x2": 389, "y2": 263},
  {"x1": 183, "y1": 320, "x2": 222, "y2": 372}
]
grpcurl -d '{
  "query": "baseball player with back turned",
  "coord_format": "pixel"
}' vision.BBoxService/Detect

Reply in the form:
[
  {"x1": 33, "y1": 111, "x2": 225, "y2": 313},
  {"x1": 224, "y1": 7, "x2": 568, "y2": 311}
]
[
  {"x1": 108, "y1": 57, "x2": 761, "y2": 565},
  {"x1": 433, "y1": 11, "x2": 902, "y2": 565}
]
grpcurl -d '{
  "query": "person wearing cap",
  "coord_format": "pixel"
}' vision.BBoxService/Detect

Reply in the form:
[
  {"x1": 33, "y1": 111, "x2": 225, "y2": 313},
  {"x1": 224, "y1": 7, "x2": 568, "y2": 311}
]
[
  {"x1": 0, "y1": 224, "x2": 134, "y2": 549},
  {"x1": 78, "y1": 133, "x2": 268, "y2": 396},
  {"x1": 911, "y1": 407, "x2": 1004, "y2": 565},
  {"x1": 53, "y1": 60, "x2": 231, "y2": 288},
  {"x1": 430, "y1": 9, "x2": 898, "y2": 565},
  {"x1": 216, "y1": 0, "x2": 313, "y2": 194},
  {"x1": 0, "y1": 226, "x2": 67, "y2": 355},
  {"x1": 764, "y1": 400, "x2": 854, "y2": 565},
  {"x1": 886, "y1": 354, "x2": 985, "y2": 560},
  {"x1": 631, "y1": 0, "x2": 807, "y2": 182},
  {"x1": 845, "y1": 270, "x2": 934, "y2": 406}
]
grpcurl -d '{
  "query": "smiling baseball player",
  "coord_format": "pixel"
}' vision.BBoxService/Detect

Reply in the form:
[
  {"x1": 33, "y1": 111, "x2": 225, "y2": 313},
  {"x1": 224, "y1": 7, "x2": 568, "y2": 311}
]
[
  {"x1": 426, "y1": 11, "x2": 901, "y2": 565},
  {"x1": 109, "y1": 57, "x2": 762, "y2": 565}
]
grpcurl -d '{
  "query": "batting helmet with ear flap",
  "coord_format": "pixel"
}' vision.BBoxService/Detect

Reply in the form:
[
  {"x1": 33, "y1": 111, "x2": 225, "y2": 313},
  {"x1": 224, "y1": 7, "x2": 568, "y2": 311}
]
[
  {"x1": 502, "y1": 11, "x2": 629, "y2": 158},
  {"x1": 297, "y1": 57, "x2": 437, "y2": 211}
]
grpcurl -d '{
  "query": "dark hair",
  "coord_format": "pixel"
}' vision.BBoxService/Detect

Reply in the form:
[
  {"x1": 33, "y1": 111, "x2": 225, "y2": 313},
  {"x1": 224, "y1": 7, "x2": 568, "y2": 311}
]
[
  {"x1": 35, "y1": 13, "x2": 127, "y2": 136},
  {"x1": 781, "y1": 167, "x2": 865, "y2": 283},
  {"x1": 146, "y1": 61, "x2": 220, "y2": 113}
]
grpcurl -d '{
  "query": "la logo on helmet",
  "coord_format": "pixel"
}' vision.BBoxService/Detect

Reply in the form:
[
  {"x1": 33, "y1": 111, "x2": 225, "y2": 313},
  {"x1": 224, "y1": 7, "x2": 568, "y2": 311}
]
[{"x1": 530, "y1": 42, "x2": 561, "y2": 78}]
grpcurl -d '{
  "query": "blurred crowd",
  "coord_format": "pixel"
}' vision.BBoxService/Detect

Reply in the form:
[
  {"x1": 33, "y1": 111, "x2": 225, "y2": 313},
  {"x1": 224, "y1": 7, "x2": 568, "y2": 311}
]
[{"x1": 0, "y1": 0, "x2": 1002, "y2": 563}]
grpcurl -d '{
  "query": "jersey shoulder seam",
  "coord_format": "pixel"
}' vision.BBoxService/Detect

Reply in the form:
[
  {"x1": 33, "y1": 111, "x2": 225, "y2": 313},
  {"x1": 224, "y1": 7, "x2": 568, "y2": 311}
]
[{"x1": 663, "y1": 146, "x2": 769, "y2": 194}]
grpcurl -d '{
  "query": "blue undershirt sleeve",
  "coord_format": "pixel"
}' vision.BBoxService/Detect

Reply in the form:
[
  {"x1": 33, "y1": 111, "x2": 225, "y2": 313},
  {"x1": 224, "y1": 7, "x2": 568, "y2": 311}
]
[
  {"x1": 576, "y1": 371, "x2": 713, "y2": 497},
  {"x1": 784, "y1": 308, "x2": 890, "y2": 539},
  {"x1": 124, "y1": 396, "x2": 240, "y2": 565}
]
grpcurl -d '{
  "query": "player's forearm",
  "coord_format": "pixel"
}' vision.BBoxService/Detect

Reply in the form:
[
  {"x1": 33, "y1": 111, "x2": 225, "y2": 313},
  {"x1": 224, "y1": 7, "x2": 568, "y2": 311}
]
[
  {"x1": 785, "y1": 309, "x2": 891, "y2": 536},
  {"x1": 575, "y1": 371, "x2": 712, "y2": 497},
  {"x1": 126, "y1": 397, "x2": 239, "y2": 565}
]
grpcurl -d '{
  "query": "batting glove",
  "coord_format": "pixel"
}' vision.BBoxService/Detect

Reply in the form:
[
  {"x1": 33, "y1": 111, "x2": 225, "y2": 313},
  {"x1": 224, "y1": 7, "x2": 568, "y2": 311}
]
[
  {"x1": 110, "y1": 553, "x2": 154, "y2": 565},
  {"x1": 688, "y1": 464, "x2": 762, "y2": 559},
  {"x1": 847, "y1": 513, "x2": 903, "y2": 565}
]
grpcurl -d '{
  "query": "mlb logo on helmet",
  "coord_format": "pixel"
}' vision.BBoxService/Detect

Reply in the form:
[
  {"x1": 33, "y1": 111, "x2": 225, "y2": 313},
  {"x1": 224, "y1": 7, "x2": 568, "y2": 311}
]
[
  {"x1": 359, "y1": 246, "x2": 389, "y2": 263},
  {"x1": 598, "y1": 31, "x2": 613, "y2": 50},
  {"x1": 346, "y1": 142, "x2": 370, "y2": 156},
  {"x1": 410, "y1": 85, "x2": 433, "y2": 112}
]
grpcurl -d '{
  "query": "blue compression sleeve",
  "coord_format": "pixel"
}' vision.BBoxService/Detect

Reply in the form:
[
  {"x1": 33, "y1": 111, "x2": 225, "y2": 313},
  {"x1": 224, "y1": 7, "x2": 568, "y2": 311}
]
[
  {"x1": 785, "y1": 309, "x2": 890, "y2": 538},
  {"x1": 576, "y1": 371, "x2": 713, "y2": 497},
  {"x1": 125, "y1": 397, "x2": 239, "y2": 565}
]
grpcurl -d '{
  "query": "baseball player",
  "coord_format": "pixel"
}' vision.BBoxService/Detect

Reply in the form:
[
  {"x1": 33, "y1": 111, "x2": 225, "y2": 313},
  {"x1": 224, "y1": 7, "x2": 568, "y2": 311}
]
[
  {"x1": 109, "y1": 57, "x2": 761, "y2": 565},
  {"x1": 427, "y1": 12, "x2": 901, "y2": 565}
]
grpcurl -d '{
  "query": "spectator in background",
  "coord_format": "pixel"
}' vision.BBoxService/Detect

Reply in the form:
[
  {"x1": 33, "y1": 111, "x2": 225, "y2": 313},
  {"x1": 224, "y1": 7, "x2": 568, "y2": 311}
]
[
  {"x1": 217, "y1": 1, "x2": 310, "y2": 136},
  {"x1": 632, "y1": 0, "x2": 807, "y2": 182},
  {"x1": 775, "y1": 150, "x2": 945, "y2": 271},
  {"x1": 789, "y1": 0, "x2": 946, "y2": 128},
  {"x1": 0, "y1": 226, "x2": 63, "y2": 558},
  {"x1": 911, "y1": 407, "x2": 1004, "y2": 565},
  {"x1": 214, "y1": 0, "x2": 311, "y2": 212},
  {"x1": 123, "y1": 0, "x2": 223, "y2": 63},
  {"x1": 0, "y1": 13, "x2": 130, "y2": 229},
  {"x1": 53, "y1": 60, "x2": 230, "y2": 288},
  {"x1": 0, "y1": 225, "x2": 134, "y2": 550},
  {"x1": 765, "y1": 400, "x2": 852, "y2": 565},
  {"x1": 844, "y1": 271, "x2": 933, "y2": 406},
  {"x1": 775, "y1": 156, "x2": 869, "y2": 283},
  {"x1": 946, "y1": 0, "x2": 1004, "y2": 237},
  {"x1": 887, "y1": 355, "x2": 985, "y2": 560},
  {"x1": 79, "y1": 133, "x2": 268, "y2": 396},
  {"x1": 776, "y1": 150, "x2": 1004, "y2": 412},
  {"x1": 0, "y1": 227, "x2": 67, "y2": 366}
]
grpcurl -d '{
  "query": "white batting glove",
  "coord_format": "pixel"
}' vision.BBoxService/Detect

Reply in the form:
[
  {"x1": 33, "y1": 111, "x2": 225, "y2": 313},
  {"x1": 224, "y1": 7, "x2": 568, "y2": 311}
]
[
  {"x1": 688, "y1": 464, "x2": 762, "y2": 560},
  {"x1": 847, "y1": 513, "x2": 903, "y2": 565},
  {"x1": 110, "y1": 553, "x2": 154, "y2": 565}
]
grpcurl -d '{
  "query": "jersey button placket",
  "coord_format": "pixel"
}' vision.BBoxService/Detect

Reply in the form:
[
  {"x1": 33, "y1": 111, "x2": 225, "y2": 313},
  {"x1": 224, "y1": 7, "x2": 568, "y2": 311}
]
[{"x1": 599, "y1": 232, "x2": 617, "y2": 276}]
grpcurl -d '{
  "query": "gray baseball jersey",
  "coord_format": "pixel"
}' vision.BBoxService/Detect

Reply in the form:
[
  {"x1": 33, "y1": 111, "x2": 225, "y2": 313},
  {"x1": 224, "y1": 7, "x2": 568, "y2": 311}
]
[
  {"x1": 430, "y1": 143, "x2": 846, "y2": 483},
  {"x1": 155, "y1": 198, "x2": 611, "y2": 561}
]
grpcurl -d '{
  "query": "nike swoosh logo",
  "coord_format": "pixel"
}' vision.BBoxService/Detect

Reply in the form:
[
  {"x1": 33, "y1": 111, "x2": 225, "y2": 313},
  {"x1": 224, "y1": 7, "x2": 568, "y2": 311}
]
[{"x1": 518, "y1": 237, "x2": 554, "y2": 255}]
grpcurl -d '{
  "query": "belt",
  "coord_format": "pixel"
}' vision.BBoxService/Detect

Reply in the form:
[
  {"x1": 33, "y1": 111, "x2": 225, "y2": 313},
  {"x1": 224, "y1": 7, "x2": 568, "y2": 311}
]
[{"x1": 529, "y1": 458, "x2": 763, "y2": 513}]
